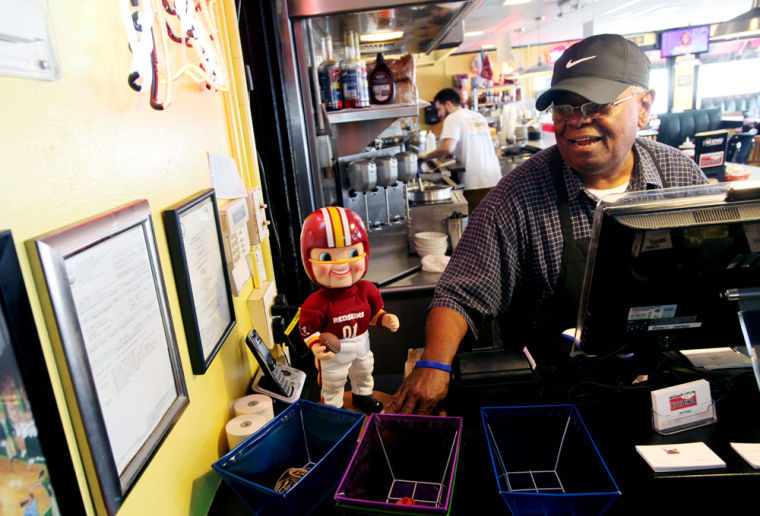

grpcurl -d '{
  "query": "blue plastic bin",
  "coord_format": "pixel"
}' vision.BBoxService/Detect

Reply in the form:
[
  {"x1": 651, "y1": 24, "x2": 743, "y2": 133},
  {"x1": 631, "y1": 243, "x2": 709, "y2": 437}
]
[
  {"x1": 212, "y1": 399, "x2": 364, "y2": 515},
  {"x1": 481, "y1": 405, "x2": 620, "y2": 516},
  {"x1": 334, "y1": 413, "x2": 462, "y2": 515}
]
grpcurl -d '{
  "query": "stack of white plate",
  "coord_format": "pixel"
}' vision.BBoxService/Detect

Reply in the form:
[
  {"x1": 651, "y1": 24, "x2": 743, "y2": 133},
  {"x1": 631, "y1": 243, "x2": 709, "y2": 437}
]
[{"x1": 414, "y1": 232, "x2": 448, "y2": 257}]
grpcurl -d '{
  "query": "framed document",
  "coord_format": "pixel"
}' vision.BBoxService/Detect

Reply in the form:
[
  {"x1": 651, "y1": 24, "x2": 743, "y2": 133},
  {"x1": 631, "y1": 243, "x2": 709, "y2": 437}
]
[
  {"x1": 0, "y1": 230, "x2": 85, "y2": 516},
  {"x1": 163, "y1": 189, "x2": 235, "y2": 374},
  {"x1": 26, "y1": 200, "x2": 189, "y2": 515}
]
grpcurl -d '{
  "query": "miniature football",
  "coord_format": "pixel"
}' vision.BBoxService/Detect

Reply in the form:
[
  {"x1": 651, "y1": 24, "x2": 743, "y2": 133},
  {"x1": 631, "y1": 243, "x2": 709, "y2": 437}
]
[{"x1": 319, "y1": 332, "x2": 341, "y2": 353}]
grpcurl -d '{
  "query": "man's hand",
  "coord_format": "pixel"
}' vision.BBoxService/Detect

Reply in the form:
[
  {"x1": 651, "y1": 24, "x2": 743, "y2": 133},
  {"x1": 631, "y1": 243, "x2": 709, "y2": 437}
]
[
  {"x1": 384, "y1": 307, "x2": 466, "y2": 414},
  {"x1": 383, "y1": 367, "x2": 450, "y2": 415}
]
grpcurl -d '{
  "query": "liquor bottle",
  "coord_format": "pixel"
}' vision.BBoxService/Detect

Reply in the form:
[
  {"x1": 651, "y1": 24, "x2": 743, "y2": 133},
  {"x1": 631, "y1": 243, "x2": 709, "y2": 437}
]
[
  {"x1": 341, "y1": 32, "x2": 361, "y2": 109},
  {"x1": 353, "y1": 32, "x2": 370, "y2": 108},
  {"x1": 317, "y1": 34, "x2": 342, "y2": 111},
  {"x1": 369, "y1": 52, "x2": 395, "y2": 104}
]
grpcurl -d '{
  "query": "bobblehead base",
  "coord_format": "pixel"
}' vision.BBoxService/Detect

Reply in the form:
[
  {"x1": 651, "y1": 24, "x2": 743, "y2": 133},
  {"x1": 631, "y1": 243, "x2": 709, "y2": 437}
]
[{"x1": 342, "y1": 390, "x2": 390, "y2": 419}]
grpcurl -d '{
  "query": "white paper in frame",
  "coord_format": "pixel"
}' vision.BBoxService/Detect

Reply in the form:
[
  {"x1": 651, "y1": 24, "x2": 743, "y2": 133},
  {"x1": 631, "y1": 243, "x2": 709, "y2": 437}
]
[{"x1": 27, "y1": 200, "x2": 189, "y2": 515}]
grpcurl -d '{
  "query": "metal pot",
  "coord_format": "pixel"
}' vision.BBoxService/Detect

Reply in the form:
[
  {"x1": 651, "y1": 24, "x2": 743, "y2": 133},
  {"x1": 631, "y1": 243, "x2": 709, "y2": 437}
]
[
  {"x1": 405, "y1": 130, "x2": 424, "y2": 147},
  {"x1": 514, "y1": 124, "x2": 527, "y2": 141},
  {"x1": 381, "y1": 135, "x2": 404, "y2": 149},
  {"x1": 373, "y1": 155, "x2": 398, "y2": 187},
  {"x1": 394, "y1": 151, "x2": 418, "y2": 182},
  {"x1": 347, "y1": 159, "x2": 376, "y2": 192},
  {"x1": 407, "y1": 184, "x2": 452, "y2": 204}
]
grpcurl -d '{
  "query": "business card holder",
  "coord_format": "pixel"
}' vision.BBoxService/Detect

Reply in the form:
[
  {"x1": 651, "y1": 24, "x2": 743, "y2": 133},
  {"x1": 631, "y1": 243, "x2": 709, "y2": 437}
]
[{"x1": 652, "y1": 401, "x2": 717, "y2": 435}]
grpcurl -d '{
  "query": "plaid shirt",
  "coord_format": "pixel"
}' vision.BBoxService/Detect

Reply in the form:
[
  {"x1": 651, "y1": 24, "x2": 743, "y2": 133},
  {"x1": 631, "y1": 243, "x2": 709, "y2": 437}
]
[{"x1": 431, "y1": 138, "x2": 709, "y2": 338}]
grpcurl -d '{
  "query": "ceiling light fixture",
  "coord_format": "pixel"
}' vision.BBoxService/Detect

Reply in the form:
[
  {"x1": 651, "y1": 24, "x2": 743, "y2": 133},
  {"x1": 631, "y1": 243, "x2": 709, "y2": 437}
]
[
  {"x1": 524, "y1": 16, "x2": 552, "y2": 75},
  {"x1": 359, "y1": 30, "x2": 404, "y2": 43},
  {"x1": 603, "y1": 0, "x2": 642, "y2": 16},
  {"x1": 503, "y1": 0, "x2": 532, "y2": 6},
  {"x1": 465, "y1": 30, "x2": 485, "y2": 37},
  {"x1": 712, "y1": 0, "x2": 760, "y2": 40},
  {"x1": 637, "y1": 4, "x2": 683, "y2": 17}
]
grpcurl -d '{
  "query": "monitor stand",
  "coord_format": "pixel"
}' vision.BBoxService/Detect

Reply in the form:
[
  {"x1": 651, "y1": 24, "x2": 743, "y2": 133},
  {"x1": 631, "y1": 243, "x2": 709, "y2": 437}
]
[{"x1": 727, "y1": 287, "x2": 760, "y2": 393}]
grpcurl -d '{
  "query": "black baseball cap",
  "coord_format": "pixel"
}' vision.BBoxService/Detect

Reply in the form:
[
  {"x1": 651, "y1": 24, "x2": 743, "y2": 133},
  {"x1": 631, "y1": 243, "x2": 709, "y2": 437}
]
[{"x1": 535, "y1": 34, "x2": 650, "y2": 111}]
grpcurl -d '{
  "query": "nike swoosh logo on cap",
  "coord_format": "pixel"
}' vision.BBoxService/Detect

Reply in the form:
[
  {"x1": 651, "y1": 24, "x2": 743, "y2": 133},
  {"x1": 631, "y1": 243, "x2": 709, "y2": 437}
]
[{"x1": 566, "y1": 56, "x2": 596, "y2": 68}]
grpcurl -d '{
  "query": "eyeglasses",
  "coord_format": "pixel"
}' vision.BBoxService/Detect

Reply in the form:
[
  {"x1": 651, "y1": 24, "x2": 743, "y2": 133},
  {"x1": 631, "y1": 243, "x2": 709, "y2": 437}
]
[
  {"x1": 546, "y1": 92, "x2": 642, "y2": 122},
  {"x1": 308, "y1": 252, "x2": 366, "y2": 265}
]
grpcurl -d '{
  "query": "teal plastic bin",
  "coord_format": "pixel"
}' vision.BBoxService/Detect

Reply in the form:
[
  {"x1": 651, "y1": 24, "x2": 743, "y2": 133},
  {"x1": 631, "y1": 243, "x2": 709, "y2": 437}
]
[
  {"x1": 481, "y1": 405, "x2": 620, "y2": 516},
  {"x1": 213, "y1": 399, "x2": 364, "y2": 515}
]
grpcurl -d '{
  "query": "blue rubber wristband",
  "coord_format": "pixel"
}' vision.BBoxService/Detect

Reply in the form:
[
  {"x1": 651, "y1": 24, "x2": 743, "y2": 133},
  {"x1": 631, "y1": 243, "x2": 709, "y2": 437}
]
[{"x1": 414, "y1": 360, "x2": 452, "y2": 373}]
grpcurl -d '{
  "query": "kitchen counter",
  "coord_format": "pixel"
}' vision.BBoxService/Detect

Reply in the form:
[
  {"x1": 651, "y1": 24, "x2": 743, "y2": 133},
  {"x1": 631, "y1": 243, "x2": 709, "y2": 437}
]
[
  {"x1": 363, "y1": 222, "x2": 445, "y2": 291},
  {"x1": 363, "y1": 223, "x2": 422, "y2": 287},
  {"x1": 380, "y1": 268, "x2": 442, "y2": 292},
  {"x1": 522, "y1": 130, "x2": 556, "y2": 152}
]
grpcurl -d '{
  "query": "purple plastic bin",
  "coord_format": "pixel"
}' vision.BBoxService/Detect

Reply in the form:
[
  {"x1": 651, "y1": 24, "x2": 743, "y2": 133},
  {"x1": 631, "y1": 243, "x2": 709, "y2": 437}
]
[{"x1": 334, "y1": 413, "x2": 462, "y2": 515}]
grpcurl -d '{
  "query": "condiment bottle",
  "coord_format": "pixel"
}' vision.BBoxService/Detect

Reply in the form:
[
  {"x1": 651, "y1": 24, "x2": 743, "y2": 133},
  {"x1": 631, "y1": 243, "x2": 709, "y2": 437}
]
[
  {"x1": 353, "y1": 32, "x2": 370, "y2": 108},
  {"x1": 369, "y1": 52, "x2": 395, "y2": 104},
  {"x1": 425, "y1": 131, "x2": 436, "y2": 153},
  {"x1": 317, "y1": 34, "x2": 342, "y2": 111},
  {"x1": 679, "y1": 137, "x2": 695, "y2": 160},
  {"x1": 341, "y1": 32, "x2": 361, "y2": 109}
]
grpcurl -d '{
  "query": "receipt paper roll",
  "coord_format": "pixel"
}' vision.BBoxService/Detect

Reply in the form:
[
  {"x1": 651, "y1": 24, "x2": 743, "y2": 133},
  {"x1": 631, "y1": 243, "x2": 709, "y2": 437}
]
[
  {"x1": 233, "y1": 393, "x2": 275, "y2": 420},
  {"x1": 226, "y1": 413, "x2": 269, "y2": 449}
]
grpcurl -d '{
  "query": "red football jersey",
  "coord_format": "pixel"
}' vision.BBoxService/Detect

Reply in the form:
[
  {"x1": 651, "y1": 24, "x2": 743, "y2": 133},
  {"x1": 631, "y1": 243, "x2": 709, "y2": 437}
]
[{"x1": 299, "y1": 280, "x2": 385, "y2": 344}]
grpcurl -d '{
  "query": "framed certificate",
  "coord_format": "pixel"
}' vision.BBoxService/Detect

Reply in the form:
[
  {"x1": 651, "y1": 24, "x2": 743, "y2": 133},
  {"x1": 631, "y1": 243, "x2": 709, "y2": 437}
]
[
  {"x1": 163, "y1": 189, "x2": 236, "y2": 374},
  {"x1": 26, "y1": 200, "x2": 189, "y2": 515},
  {"x1": 0, "y1": 230, "x2": 85, "y2": 516}
]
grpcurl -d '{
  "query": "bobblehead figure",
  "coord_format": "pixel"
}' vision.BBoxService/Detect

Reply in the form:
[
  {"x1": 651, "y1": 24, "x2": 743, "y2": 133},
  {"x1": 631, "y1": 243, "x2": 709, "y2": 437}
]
[{"x1": 299, "y1": 207, "x2": 399, "y2": 414}]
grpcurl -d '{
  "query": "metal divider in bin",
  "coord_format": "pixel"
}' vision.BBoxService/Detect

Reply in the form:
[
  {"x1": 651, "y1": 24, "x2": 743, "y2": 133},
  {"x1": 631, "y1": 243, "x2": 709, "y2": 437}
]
[
  {"x1": 335, "y1": 413, "x2": 463, "y2": 515},
  {"x1": 481, "y1": 405, "x2": 620, "y2": 516},
  {"x1": 212, "y1": 400, "x2": 364, "y2": 515}
]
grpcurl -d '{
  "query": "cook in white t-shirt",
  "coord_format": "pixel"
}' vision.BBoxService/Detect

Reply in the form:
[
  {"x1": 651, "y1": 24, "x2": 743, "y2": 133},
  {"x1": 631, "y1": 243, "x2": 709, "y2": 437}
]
[{"x1": 418, "y1": 89, "x2": 501, "y2": 192}]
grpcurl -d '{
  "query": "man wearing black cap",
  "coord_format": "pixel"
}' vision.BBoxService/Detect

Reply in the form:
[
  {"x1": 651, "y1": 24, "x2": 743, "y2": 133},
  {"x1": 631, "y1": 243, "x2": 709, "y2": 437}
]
[{"x1": 385, "y1": 34, "x2": 708, "y2": 415}]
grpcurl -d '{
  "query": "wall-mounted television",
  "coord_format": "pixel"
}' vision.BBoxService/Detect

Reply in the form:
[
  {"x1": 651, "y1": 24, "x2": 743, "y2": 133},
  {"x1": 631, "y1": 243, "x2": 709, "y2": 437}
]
[{"x1": 660, "y1": 25, "x2": 710, "y2": 57}]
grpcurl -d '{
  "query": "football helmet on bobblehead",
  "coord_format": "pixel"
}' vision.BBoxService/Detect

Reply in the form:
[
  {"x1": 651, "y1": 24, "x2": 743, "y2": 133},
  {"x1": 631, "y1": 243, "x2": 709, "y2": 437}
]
[{"x1": 299, "y1": 207, "x2": 399, "y2": 414}]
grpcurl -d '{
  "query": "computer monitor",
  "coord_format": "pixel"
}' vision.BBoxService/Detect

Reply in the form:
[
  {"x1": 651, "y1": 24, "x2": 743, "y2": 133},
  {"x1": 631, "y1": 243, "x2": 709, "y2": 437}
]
[{"x1": 575, "y1": 182, "x2": 760, "y2": 362}]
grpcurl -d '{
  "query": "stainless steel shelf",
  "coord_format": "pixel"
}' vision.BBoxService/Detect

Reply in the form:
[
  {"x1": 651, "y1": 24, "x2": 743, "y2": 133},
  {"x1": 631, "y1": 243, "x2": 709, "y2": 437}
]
[
  {"x1": 473, "y1": 84, "x2": 518, "y2": 91},
  {"x1": 326, "y1": 103, "x2": 421, "y2": 156},
  {"x1": 325, "y1": 103, "x2": 420, "y2": 124}
]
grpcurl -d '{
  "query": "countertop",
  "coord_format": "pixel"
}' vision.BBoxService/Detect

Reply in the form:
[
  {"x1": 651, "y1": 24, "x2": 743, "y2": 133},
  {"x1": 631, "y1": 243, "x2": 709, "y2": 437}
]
[
  {"x1": 362, "y1": 223, "x2": 444, "y2": 291},
  {"x1": 209, "y1": 356, "x2": 760, "y2": 516}
]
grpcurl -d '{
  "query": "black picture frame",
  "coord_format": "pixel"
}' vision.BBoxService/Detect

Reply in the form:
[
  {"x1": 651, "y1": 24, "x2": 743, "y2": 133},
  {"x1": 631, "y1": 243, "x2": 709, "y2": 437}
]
[
  {"x1": 163, "y1": 189, "x2": 236, "y2": 374},
  {"x1": 0, "y1": 230, "x2": 86, "y2": 516},
  {"x1": 26, "y1": 200, "x2": 189, "y2": 515}
]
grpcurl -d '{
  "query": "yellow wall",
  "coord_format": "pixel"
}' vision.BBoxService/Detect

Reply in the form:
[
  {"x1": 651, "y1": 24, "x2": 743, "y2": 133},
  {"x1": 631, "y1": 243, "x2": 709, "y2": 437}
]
[
  {"x1": 0, "y1": 1, "x2": 266, "y2": 514},
  {"x1": 417, "y1": 46, "x2": 548, "y2": 131}
]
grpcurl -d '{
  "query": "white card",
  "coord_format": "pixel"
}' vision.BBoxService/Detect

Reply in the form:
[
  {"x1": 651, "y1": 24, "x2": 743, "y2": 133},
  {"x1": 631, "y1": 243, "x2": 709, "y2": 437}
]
[
  {"x1": 636, "y1": 442, "x2": 725, "y2": 472},
  {"x1": 730, "y1": 442, "x2": 760, "y2": 469}
]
